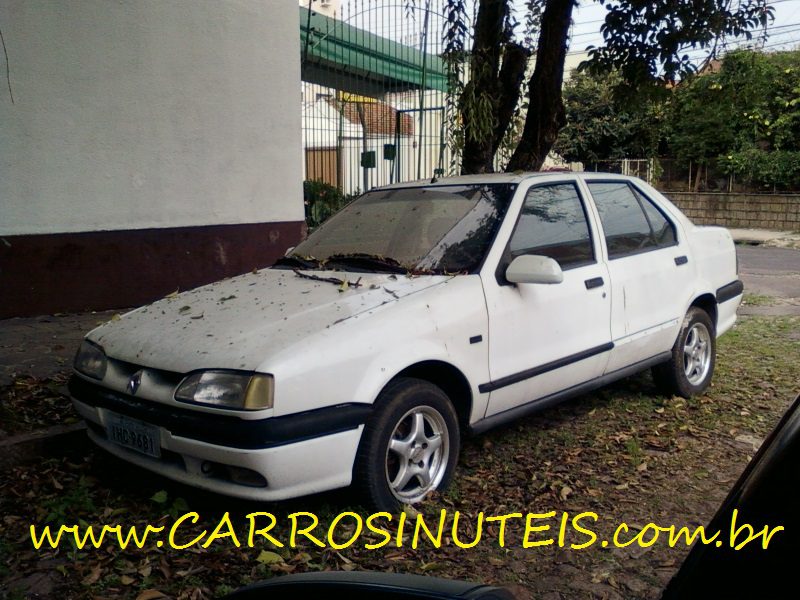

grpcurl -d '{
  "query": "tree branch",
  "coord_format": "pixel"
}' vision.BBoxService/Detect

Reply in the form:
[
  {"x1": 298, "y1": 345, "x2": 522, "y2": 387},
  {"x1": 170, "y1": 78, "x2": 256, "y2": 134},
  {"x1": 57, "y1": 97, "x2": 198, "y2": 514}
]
[{"x1": 491, "y1": 42, "x2": 530, "y2": 159}]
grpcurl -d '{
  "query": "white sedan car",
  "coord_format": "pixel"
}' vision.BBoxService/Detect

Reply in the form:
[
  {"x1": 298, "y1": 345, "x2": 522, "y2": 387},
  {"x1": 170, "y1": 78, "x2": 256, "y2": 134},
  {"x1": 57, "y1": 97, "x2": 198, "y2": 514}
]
[{"x1": 70, "y1": 173, "x2": 743, "y2": 510}]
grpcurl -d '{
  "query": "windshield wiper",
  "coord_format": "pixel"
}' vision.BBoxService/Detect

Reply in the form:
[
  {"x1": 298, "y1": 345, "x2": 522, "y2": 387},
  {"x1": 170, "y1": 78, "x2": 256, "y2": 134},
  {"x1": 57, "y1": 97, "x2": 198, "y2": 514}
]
[
  {"x1": 272, "y1": 254, "x2": 321, "y2": 270},
  {"x1": 324, "y1": 253, "x2": 408, "y2": 274}
]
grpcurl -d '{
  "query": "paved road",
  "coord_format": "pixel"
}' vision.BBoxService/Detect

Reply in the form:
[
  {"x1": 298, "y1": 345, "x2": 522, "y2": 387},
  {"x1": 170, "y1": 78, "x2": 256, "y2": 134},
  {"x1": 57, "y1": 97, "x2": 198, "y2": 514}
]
[
  {"x1": 0, "y1": 310, "x2": 119, "y2": 385},
  {"x1": 736, "y1": 245, "x2": 800, "y2": 316}
]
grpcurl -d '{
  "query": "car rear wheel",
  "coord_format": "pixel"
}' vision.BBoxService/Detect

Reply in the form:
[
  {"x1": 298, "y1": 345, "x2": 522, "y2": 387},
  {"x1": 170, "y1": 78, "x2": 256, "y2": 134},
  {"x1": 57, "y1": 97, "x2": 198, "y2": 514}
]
[
  {"x1": 652, "y1": 306, "x2": 716, "y2": 399},
  {"x1": 355, "y1": 377, "x2": 459, "y2": 511}
]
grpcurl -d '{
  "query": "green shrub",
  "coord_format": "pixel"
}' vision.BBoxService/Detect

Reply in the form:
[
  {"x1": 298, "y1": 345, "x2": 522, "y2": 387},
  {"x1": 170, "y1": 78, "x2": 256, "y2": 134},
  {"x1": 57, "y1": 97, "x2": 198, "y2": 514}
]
[
  {"x1": 303, "y1": 180, "x2": 358, "y2": 228},
  {"x1": 719, "y1": 148, "x2": 800, "y2": 190}
]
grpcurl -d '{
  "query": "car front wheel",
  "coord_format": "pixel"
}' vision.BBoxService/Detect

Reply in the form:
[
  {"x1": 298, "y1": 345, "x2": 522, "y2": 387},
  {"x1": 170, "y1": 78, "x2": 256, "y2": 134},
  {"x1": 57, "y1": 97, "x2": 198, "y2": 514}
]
[
  {"x1": 653, "y1": 306, "x2": 716, "y2": 399},
  {"x1": 355, "y1": 377, "x2": 459, "y2": 511}
]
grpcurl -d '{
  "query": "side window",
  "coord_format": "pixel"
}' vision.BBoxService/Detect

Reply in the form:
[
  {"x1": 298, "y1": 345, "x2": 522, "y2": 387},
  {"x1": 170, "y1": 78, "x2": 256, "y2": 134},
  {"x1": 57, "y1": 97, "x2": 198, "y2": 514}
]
[
  {"x1": 636, "y1": 188, "x2": 677, "y2": 247},
  {"x1": 508, "y1": 183, "x2": 594, "y2": 269},
  {"x1": 588, "y1": 182, "x2": 676, "y2": 259}
]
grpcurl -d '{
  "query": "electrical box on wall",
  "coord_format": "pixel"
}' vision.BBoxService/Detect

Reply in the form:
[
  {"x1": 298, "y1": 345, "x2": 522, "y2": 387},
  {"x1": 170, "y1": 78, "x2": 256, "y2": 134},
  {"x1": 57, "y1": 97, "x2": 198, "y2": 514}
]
[{"x1": 361, "y1": 151, "x2": 376, "y2": 168}]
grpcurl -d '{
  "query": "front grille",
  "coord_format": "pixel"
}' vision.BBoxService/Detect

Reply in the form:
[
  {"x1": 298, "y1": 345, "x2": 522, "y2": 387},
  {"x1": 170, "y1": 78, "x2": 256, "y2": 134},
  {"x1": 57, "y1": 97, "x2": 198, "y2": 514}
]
[{"x1": 98, "y1": 357, "x2": 185, "y2": 404}]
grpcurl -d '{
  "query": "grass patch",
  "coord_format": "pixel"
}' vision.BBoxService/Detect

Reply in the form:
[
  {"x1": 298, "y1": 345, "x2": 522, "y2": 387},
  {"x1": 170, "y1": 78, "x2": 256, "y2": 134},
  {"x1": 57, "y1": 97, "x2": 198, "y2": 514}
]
[{"x1": 742, "y1": 293, "x2": 775, "y2": 307}]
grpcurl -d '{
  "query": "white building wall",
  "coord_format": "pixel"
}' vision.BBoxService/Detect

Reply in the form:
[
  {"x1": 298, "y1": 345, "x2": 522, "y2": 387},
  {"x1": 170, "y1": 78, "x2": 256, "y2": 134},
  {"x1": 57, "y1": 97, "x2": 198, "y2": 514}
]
[
  {"x1": 0, "y1": 0, "x2": 303, "y2": 236},
  {"x1": 299, "y1": 0, "x2": 341, "y2": 19},
  {"x1": 339, "y1": 135, "x2": 396, "y2": 194}
]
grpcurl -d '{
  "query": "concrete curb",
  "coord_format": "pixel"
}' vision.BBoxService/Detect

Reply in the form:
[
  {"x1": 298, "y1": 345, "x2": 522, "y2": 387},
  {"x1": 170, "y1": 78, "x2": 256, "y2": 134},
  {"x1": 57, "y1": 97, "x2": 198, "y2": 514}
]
[
  {"x1": 0, "y1": 422, "x2": 88, "y2": 469},
  {"x1": 729, "y1": 228, "x2": 800, "y2": 249}
]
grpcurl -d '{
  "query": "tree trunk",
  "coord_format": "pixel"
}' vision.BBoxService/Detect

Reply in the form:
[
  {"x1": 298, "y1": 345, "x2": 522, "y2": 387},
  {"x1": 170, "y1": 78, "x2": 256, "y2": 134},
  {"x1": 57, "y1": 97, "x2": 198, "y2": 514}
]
[
  {"x1": 506, "y1": 0, "x2": 575, "y2": 172},
  {"x1": 460, "y1": 0, "x2": 505, "y2": 175},
  {"x1": 460, "y1": 0, "x2": 527, "y2": 175},
  {"x1": 491, "y1": 42, "x2": 531, "y2": 160},
  {"x1": 693, "y1": 162, "x2": 703, "y2": 192}
]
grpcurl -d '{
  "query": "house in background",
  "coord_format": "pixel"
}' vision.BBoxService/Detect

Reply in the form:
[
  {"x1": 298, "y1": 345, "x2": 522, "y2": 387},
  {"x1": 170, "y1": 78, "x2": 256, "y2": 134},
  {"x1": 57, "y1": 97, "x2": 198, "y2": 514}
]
[
  {"x1": 0, "y1": 1, "x2": 304, "y2": 319},
  {"x1": 300, "y1": 3, "x2": 451, "y2": 196},
  {"x1": 303, "y1": 94, "x2": 423, "y2": 194},
  {"x1": 300, "y1": 0, "x2": 340, "y2": 19}
]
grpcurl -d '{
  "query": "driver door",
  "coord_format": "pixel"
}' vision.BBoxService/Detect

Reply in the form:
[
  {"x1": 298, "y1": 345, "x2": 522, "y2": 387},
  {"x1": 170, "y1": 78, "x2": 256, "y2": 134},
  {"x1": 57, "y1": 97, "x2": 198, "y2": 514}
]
[{"x1": 480, "y1": 181, "x2": 612, "y2": 418}]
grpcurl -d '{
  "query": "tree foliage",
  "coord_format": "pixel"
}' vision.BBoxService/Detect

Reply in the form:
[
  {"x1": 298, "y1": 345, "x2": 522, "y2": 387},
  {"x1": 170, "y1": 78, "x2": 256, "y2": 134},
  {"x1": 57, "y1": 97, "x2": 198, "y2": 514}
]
[
  {"x1": 668, "y1": 49, "x2": 800, "y2": 189},
  {"x1": 434, "y1": 0, "x2": 773, "y2": 174},
  {"x1": 586, "y1": 0, "x2": 774, "y2": 82},
  {"x1": 553, "y1": 70, "x2": 666, "y2": 164},
  {"x1": 720, "y1": 148, "x2": 800, "y2": 190},
  {"x1": 668, "y1": 50, "x2": 800, "y2": 160},
  {"x1": 552, "y1": 48, "x2": 800, "y2": 190},
  {"x1": 303, "y1": 180, "x2": 358, "y2": 228}
]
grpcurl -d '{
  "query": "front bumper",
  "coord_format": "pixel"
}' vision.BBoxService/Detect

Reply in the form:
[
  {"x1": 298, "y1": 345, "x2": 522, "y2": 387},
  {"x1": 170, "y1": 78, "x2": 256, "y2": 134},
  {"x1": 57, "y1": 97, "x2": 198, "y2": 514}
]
[{"x1": 70, "y1": 375, "x2": 369, "y2": 501}]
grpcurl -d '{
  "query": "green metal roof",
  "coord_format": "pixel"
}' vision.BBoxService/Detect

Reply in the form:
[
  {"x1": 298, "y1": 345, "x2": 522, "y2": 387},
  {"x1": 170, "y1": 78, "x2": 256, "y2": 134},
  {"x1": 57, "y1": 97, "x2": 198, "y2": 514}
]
[{"x1": 300, "y1": 7, "x2": 448, "y2": 96}]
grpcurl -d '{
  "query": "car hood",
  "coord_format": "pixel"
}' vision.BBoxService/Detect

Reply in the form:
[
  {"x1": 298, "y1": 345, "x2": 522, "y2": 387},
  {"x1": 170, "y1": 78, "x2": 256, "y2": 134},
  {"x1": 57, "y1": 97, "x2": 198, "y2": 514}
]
[{"x1": 88, "y1": 268, "x2": 449, "y2": 373}]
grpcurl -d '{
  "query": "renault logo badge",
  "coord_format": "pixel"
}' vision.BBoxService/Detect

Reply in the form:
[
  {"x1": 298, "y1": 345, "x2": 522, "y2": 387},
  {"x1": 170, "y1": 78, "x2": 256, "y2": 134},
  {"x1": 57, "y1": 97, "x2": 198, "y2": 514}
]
[{"x1": 127, "y1": 370, "x2": 143, "y2": 395}]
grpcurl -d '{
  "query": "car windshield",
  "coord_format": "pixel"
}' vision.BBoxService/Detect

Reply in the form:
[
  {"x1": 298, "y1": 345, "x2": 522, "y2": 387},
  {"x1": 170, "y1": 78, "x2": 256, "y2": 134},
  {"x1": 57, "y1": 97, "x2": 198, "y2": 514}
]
[{"x1": 286, "y1": 184, "x2": 516, "y2": 274}]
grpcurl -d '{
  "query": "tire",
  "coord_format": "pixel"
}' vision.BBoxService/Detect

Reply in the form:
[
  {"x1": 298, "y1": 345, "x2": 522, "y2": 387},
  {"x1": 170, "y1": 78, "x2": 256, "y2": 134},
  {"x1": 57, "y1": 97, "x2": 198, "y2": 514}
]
[
  {"x1": 652, "y1": 306, "x2": 716, "y2": 399},
  {"x1": 355, "y1": 377, "x2": 460, "y2": 512}
]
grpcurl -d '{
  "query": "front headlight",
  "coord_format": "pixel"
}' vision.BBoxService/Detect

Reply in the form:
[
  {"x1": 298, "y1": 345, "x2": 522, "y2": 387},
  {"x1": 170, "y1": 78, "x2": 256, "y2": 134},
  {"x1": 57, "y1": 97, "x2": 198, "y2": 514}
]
[
  {"x1": 74, "y1": 340, "x2": 107, "y2": 380},
  {"x1": 174, "y1": 371, "x2": 274, "y2": 410}
]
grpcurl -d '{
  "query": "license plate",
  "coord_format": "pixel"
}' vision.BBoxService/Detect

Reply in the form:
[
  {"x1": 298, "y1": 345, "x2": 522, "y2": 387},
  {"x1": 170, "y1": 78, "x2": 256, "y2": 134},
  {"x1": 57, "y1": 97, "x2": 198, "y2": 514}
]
[{"x1": 106, "y1": 413, "x2": 161, "y2": 458}]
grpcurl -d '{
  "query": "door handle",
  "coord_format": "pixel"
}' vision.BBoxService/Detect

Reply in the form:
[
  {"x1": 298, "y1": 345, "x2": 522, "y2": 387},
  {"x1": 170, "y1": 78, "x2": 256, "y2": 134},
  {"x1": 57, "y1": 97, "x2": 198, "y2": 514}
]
[
  {"x1": 675, "y1": 255, "x2": 688, "y2": 266},
  {"x1": 585, "y1": 277, "x2": 604, "y2": 290}
]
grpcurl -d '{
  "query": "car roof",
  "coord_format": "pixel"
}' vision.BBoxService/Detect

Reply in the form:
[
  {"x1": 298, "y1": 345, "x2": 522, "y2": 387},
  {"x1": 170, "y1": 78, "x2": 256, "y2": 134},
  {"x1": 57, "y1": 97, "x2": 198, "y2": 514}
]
[{"x1": 376, "y1": 171, "x2": 638, "y2": 190}]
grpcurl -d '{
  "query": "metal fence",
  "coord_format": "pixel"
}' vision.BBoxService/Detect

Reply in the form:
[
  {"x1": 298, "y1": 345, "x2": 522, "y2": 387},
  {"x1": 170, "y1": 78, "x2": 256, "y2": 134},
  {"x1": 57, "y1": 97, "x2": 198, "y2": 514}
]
[
  {"x1": 299, "y1": 3, "x2": 794, "y2": 200},
  {"x1": 586, "y1": 158, "x2": 789, "y2": 193},
  {"x1": 654, "y1": 159, "x2": 735, "y2": 193},
  {"x1": 587, "y1": 159, "x2": 656, "y2": 183},
  {"x1": 300, "y1": 1, "x2": 457, "y2": 199}
]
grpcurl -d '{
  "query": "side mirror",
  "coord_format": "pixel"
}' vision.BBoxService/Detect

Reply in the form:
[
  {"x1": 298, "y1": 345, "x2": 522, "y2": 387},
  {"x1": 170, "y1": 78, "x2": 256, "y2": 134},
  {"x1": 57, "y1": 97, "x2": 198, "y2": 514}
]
[{"x1": 505, "y1": 255, "x2": 563, "y2": 285}]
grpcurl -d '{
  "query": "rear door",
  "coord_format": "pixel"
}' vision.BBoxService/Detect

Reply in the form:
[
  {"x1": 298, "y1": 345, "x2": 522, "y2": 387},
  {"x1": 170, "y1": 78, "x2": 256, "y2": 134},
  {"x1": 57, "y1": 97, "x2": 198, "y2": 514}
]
[{"x1": 581, "y1": 178, "x2": 694, "y2": 373}]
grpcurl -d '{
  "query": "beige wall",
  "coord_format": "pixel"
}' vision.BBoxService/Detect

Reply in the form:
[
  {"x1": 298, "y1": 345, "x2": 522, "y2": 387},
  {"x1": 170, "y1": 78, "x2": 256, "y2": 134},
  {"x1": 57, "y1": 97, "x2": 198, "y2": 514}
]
[
  {"x1": 1, "y1": 0, "x2": 303, "y2": 236},
  {"x1": 667, "y1": 192, "x2": 800, "y2": 231}
]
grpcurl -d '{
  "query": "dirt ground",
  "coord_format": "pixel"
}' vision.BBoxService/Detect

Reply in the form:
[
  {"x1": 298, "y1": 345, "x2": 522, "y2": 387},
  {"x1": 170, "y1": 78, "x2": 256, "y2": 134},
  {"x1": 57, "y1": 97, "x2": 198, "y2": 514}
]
[{"x1": 1, "y1": 313, "x2": 798, "y2": 600}]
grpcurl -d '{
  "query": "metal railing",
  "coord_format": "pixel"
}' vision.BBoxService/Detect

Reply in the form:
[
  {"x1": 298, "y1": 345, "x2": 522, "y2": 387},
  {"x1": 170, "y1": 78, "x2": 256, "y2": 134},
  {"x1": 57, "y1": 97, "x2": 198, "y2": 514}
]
[{"x1": 301, "y1": 1, "x2": 456, "y2": 198}]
